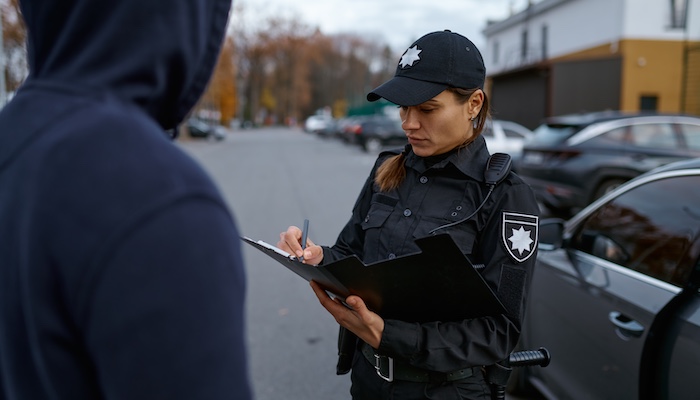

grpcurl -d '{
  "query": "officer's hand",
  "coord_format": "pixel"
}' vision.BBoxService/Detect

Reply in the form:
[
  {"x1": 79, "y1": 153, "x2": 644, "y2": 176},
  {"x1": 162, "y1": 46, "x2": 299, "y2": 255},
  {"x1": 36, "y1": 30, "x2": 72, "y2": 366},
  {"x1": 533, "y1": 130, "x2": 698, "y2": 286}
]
[
  {"x1": 310, "y1": 281, "x2": 384, "y2": 349},
  {"x1": 277, "y1": 226, "x2": 324, "y2": 265}
]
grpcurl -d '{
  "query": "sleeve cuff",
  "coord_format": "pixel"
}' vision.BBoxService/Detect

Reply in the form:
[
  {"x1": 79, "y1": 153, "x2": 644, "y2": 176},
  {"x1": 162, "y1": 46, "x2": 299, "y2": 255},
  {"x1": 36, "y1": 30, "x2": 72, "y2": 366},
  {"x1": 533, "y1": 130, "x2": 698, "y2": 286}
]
[{"x1": 377, "y1": 319, "x2": 420, "y2": 360}]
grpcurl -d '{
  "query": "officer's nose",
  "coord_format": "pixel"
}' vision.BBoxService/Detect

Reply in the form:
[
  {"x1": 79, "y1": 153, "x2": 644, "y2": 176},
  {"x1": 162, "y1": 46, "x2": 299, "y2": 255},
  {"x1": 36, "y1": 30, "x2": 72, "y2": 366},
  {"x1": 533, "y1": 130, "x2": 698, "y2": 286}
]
[{"x1": 401, "y1": 108, "x2": 419, "y2": 132}]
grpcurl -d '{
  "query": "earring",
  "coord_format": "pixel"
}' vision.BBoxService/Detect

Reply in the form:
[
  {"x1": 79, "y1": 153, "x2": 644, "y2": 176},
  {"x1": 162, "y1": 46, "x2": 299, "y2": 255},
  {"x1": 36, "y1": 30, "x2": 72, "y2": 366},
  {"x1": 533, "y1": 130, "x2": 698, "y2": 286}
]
[{"x1": 471, "y1": 116, "x2": 477, "y2": 129}]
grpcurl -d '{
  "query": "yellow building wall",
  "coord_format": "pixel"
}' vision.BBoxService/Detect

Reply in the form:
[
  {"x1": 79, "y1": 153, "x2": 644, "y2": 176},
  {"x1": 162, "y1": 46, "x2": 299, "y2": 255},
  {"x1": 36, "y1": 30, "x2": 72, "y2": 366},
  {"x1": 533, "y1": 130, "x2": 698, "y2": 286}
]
[
  {"x1": 548, "y1": 39, "x2": 698, "y2": 115},
  {"x1": 618, "y1": 39, "x2": 685, "y2": 113},
  {"x1": 684, "y1": 44, "x2": 700, "y2": 116}
]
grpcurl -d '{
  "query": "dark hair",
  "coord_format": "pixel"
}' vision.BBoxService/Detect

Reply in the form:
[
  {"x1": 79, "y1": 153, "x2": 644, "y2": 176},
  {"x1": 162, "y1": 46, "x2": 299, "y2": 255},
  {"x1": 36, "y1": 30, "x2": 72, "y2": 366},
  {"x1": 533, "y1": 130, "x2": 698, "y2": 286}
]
[{"x1": 374, "y1": 88, "x2": 491, "y2": 192}]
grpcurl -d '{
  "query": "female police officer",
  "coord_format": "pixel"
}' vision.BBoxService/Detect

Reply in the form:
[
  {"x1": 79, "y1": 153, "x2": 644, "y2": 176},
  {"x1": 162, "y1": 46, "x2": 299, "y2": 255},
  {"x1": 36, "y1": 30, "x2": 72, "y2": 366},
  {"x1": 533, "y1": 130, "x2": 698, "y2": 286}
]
[{"x1": 278, "y1": 30, "x2": 540, "y2": 400}]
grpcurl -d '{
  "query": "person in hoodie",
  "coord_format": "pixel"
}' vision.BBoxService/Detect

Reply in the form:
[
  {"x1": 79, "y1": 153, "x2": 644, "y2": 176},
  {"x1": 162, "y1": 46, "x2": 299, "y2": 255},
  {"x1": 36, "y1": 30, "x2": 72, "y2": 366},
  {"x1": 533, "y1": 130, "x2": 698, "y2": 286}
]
[{"x1": 0, "y1": 1, "x2": 251, "y2": 399}]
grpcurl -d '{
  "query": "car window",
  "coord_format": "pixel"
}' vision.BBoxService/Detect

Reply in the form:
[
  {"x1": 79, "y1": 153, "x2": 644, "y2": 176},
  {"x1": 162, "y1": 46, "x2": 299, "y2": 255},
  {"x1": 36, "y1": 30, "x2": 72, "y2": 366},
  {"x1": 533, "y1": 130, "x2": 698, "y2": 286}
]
[
  {"x1": 585, "y1": 126, "x2": 629, "y2": 146},
  {"x1": 678, "y1": 123, "x2": 700, "y2": 150},
  {"x1": 629, "y1": 123, "x2": 677, "y2": 149},
  {"x1": 569, "y1": 175, "x2": 700, "y2": 287},
  {"x1": 529, "y1": 124, "x2": 578, "y2": 145}
]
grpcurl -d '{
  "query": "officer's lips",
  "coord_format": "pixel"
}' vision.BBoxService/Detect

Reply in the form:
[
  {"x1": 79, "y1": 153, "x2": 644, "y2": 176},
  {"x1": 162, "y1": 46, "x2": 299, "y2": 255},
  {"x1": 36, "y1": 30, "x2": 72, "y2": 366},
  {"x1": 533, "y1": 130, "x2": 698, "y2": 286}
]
[{"x1": 407, "y1": 136, "x2": 427, "y2": 146}]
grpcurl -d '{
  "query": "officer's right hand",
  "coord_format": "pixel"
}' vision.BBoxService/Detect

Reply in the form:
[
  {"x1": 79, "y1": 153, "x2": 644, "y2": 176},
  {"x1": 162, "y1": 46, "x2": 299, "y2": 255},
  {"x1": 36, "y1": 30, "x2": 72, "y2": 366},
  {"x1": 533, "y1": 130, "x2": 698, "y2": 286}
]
[{"x1": 277, "y1": 225, "x2": 324, "y2": 265}]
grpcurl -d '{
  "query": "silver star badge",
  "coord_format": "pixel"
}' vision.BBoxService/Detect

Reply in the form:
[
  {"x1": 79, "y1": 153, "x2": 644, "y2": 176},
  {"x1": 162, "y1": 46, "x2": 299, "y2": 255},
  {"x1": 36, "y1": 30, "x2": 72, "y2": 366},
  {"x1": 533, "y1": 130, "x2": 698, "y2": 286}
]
[
  {"x1": 399, "y1": 46, "x2": 421, "y2": 68},
  {"x1": 502, "y1": 212, "x2": 539, "y2": 262}
]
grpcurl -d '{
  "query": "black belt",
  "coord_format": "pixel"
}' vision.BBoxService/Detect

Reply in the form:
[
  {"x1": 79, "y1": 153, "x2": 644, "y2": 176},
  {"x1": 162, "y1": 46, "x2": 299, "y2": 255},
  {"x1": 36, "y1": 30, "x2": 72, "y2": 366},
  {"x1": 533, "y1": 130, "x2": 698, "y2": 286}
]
[{"x1": 360, "y1": 343, "x2": 476, "y2": 383}]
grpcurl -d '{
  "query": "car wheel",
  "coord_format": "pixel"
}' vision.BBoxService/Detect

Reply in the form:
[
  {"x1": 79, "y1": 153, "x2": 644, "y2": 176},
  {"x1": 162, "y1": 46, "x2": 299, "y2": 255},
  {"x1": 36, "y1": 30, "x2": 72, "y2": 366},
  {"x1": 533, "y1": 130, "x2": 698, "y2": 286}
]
[
  {"x1": 593, "y1": 178, "x2": 627, "y2": 200},
  {"x1": 363, "y1": 137, "x2": 382, "y2": 153}
]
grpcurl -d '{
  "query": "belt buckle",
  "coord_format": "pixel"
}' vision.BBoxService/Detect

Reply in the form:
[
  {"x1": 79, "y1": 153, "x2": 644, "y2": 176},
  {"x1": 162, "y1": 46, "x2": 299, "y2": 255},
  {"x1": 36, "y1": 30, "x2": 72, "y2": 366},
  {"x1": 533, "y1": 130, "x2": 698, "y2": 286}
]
[{"x1": 373, "y1": 354, "x2": 394, "y2": 382}]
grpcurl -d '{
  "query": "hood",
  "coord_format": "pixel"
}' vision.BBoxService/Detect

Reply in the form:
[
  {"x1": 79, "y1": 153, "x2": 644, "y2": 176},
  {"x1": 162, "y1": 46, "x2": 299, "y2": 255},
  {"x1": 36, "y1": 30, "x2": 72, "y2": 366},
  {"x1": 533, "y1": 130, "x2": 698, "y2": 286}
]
[{"x1": 19, "y1": 0, "x2": 232, "y2": 130}]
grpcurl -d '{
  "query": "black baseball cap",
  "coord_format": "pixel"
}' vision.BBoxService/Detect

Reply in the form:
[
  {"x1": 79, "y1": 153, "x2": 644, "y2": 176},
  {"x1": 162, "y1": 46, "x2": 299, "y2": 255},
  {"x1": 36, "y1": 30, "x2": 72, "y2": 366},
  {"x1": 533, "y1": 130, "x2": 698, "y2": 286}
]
[{"x1": 367, "y1": 30, "x2": 486, "y2": 106}]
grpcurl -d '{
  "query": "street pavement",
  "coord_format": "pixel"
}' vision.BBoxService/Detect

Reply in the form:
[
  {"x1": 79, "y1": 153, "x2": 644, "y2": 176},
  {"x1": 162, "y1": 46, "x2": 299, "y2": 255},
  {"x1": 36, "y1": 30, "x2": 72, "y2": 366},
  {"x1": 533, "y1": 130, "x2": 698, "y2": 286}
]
[{"x1": 178, "y1": 126, "x2": 544, "y2": 400}]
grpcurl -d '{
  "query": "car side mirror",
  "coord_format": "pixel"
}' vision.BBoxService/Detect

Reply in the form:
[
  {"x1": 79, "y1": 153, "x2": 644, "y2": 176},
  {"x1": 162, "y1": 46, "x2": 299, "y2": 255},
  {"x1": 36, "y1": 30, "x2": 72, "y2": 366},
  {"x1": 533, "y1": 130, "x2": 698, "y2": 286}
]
[{"x1": 538, "y1": 218, "x2": 566, "y2": 251}]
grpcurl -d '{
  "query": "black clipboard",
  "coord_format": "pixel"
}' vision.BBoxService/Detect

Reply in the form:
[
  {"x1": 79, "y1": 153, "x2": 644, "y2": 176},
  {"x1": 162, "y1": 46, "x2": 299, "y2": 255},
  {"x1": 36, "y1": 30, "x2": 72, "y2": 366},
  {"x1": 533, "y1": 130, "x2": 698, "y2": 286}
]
[{"x1": 242, "y1": 233, "x2": 506, "y2": 323}]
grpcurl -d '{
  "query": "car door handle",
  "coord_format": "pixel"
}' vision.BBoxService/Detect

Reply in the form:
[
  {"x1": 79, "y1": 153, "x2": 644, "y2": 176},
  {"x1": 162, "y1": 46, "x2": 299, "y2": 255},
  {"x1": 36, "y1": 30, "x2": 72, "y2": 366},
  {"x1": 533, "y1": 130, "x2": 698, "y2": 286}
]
[{"x1": 609, "y1": 311, "x2": 644, "y2": 338}]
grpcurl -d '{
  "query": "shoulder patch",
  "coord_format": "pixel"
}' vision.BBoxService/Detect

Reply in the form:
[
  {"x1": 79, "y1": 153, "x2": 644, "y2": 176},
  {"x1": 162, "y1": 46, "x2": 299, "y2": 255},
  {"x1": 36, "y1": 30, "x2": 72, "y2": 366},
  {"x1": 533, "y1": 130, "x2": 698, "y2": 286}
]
[{"x1": 502, "y1": 212, "x2": 538, "y2": 263}]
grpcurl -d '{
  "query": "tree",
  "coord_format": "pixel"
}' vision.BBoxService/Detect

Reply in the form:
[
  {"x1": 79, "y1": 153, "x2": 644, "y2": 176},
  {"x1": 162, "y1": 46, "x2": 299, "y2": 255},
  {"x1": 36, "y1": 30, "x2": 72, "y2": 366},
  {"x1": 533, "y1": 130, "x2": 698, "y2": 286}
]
[
  {"x1": 1, "y1": 0, "x2": 27, "y2": 97},
  {"x1": 198, "y1": 36, "x2": 238, "y2": 126},
  {"x1": 229, "y1": 6, "x2": 396, "y2": 126}
]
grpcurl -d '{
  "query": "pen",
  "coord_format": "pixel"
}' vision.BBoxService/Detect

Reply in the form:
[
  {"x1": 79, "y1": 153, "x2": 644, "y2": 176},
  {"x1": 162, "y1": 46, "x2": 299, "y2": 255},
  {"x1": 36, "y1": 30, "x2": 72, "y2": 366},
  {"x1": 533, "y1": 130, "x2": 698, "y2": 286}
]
[{"x1": 299, "y1": 219, "x2": 309, "y2": 262}]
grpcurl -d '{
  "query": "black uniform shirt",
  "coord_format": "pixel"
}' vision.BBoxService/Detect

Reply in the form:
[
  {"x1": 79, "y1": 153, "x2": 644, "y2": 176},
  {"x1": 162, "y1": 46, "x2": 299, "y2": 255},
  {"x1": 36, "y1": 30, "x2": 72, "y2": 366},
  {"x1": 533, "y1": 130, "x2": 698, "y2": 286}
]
[{"x1": 322, "y1": 135, "x2": 540, "y2": 372}]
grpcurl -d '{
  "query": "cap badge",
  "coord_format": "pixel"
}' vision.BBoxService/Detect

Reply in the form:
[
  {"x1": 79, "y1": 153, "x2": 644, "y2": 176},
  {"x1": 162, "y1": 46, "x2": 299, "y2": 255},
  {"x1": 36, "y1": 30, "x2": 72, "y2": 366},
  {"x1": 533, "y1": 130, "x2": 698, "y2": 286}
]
[{"x1": 399, "y1": 45, "x2": 421, "y2": 68}]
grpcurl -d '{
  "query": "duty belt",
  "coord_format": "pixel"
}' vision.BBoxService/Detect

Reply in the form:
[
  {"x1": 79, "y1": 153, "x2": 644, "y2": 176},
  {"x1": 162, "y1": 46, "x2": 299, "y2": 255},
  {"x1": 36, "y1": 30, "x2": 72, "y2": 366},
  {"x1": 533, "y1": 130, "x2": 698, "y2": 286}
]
[{"x1": 361, "y1": 343, "x2": 476, "y2": 383}]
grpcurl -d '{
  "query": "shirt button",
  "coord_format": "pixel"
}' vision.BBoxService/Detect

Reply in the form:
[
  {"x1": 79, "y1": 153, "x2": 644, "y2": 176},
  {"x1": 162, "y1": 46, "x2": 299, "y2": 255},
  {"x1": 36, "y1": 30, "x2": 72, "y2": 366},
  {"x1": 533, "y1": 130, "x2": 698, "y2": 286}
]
[
  {"x1": 451, "y1": 212, "x2": 458, "y2": 217},
  {"x1": 403, "y1": 209, "x2": 412, "y2": 217},
  {"x1": 388, "y1": 253, "x2": 396, "y2": 259},
  {"x1": 456, "y1": 206, "x2": 462, "y2": 211},
  {"x1": 420, "y1": 176, "x2": 428, "y2": 184}
]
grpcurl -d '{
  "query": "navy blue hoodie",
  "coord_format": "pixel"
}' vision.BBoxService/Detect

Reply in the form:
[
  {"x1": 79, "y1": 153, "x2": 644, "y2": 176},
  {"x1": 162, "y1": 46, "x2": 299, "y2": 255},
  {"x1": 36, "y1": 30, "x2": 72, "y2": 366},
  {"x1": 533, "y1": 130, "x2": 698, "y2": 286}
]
[{"x1": 0, "y1": 0, "x2": 252, "y2": 399}]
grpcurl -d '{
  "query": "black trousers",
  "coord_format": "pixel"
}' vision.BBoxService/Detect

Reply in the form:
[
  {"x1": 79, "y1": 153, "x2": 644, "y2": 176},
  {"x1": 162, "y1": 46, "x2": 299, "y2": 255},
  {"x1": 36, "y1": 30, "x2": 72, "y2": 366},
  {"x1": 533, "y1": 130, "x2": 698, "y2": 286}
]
[{"x1": 349, "y1": 351, "x2": 492, "y2": 400}]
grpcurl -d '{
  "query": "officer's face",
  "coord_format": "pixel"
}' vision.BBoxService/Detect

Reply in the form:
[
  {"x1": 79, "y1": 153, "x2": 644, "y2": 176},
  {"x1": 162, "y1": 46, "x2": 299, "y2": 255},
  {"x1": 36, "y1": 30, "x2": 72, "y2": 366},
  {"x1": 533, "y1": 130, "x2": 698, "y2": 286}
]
[{"x1": 399, "y1": 90, "x2": 479, "y2": 157}]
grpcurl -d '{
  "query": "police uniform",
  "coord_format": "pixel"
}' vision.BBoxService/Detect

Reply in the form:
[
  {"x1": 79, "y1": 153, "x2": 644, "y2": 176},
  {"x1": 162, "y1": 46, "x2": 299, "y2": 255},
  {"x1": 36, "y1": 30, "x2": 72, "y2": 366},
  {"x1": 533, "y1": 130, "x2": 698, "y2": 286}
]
[{"x1": 320, "y1": 135, "x2": 540, "y2": 400}]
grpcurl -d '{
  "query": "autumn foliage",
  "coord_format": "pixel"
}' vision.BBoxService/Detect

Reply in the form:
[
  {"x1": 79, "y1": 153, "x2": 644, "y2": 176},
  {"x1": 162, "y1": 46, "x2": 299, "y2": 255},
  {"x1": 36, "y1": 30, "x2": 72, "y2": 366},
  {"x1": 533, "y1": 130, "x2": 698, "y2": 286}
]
[{"x1": 1, "y1": 2, "x2": 396, "y2": 127}]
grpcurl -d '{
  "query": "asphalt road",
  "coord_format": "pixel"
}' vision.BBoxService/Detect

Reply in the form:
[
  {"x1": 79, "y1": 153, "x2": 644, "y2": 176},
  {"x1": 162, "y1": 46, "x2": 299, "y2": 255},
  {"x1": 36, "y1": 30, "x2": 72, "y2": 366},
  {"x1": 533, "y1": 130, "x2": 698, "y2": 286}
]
[{"x1": 178, "y1": 126, "x2": 542, "y2": 400}]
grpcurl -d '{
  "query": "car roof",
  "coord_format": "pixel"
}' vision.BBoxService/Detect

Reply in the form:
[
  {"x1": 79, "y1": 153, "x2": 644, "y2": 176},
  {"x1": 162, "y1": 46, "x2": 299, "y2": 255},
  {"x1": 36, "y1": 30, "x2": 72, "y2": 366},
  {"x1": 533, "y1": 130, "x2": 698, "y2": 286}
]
[
  {"x1": 541, "y1": 110, "x2": 697, "y2": 127},
  {"x1": 643, "y1": 157, "x2": 700, "y2": 174}
]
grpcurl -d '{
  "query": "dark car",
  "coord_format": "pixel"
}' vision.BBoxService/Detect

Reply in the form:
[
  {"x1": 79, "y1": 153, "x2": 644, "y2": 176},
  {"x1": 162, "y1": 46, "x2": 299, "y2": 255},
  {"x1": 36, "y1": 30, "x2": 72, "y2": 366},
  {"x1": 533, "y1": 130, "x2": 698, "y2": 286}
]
[
  {"x1": 187, "y1": 118, "x2": 226, "y2": 141},
  {"x1": 342, "y1": 115, "x2": 406, "y2": 152},
  {"x1": 518, "y1": 111, "x2": 700, "y2": 217},
  {"x1": 509, "y1": 158, "x2": 700, "y2": 399}
]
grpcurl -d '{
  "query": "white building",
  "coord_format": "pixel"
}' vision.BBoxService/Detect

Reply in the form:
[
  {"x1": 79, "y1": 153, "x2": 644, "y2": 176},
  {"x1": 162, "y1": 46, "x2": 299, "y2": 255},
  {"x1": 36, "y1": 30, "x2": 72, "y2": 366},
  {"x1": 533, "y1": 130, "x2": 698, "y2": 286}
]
[{"x1": 482, "y1": 0, "x2": 700, "y2": 128}]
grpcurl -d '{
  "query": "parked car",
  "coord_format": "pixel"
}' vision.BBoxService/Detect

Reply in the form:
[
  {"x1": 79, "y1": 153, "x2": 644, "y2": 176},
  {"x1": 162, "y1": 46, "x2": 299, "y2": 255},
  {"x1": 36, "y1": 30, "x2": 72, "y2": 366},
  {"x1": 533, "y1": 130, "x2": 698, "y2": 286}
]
[
  {"x1": 509, "y1": 158, "x2": 700, "y2": 399},
  {"x1": 304, "y1": 114, "x2": 335, "y2": 136},
  {"x1": 482, "y1": 119, "x2": 533, "y2": 157},
  {"x1": 342, "y1": 115, "x2": 406, "y2": 152},
  {"x1": 518, "y1": 111, "x2": 700, "y2": 217},
  {"x1": 186, "y1": 118, "x2": 226, "y2": 141}
]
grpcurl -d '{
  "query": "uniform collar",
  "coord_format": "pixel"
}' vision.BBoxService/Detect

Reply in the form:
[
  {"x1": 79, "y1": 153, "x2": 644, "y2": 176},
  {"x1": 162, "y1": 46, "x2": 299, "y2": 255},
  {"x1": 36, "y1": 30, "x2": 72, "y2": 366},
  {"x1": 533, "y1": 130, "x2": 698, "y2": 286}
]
[{"x1": 404, "y1": 135, "x2": 490, "y2": 182}]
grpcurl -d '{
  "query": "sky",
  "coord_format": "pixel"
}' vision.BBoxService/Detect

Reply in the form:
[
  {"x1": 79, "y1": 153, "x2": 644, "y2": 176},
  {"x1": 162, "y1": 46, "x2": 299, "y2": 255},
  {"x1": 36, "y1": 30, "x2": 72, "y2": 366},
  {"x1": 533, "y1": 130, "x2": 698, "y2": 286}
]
[{"x1": 235, "y1": 0, "x2": 535, "y2": 52}]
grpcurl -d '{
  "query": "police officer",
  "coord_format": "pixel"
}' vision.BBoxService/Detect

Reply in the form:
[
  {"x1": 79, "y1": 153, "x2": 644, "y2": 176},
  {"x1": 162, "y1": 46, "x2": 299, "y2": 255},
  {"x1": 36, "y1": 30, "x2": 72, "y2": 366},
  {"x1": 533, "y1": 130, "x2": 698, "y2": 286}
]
[{"x1": 278, "y1": 30, "x2": 540, "y2": 400}]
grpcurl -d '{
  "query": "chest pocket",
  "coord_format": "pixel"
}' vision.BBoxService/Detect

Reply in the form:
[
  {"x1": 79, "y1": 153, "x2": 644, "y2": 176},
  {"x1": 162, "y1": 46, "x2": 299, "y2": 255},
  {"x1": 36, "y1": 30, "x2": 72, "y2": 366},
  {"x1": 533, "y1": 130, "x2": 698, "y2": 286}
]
[
  {"x1": 361, "y1": 193, "x2": 397, "y2": 230},
  {"x1": 360, "y1": 194, "x2": 398, "y2": 262},
  {"x1": 412, "y1": 216, "x2": 477, "y2": 255}
]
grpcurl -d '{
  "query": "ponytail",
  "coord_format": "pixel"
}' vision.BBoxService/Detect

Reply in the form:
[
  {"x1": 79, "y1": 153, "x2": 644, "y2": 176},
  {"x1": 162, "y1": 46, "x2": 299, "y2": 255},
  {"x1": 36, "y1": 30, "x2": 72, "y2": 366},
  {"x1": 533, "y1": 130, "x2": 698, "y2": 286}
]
[{"x1": 374, "y1": 146, "x2": 409, "y2": 192}]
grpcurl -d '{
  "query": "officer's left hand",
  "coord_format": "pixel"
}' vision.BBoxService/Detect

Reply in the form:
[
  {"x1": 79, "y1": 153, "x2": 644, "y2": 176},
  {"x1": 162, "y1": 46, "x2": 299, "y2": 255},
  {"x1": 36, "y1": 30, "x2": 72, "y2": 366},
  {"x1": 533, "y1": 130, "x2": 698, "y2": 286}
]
[{"x1": 310, "y1": 281, "x2": 384, "y2": 349}]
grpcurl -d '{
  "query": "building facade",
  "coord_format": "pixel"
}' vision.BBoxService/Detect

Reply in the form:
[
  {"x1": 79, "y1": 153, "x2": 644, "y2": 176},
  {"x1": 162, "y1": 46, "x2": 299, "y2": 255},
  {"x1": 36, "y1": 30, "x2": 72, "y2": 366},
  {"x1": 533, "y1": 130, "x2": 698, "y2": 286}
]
[{"x1": 482, "y1": 0, "x2": 700, "y2": 129}]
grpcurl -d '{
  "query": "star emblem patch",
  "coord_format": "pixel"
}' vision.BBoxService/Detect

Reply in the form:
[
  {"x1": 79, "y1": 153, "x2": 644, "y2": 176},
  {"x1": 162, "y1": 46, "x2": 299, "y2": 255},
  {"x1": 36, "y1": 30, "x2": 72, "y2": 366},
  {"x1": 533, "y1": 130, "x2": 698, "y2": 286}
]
[
  {"x1": 502, "y1": 212, "x2": 538, "y2": 262},
  {"x1": 399, "y1": 45, "x2": 421, "y2": 68}
]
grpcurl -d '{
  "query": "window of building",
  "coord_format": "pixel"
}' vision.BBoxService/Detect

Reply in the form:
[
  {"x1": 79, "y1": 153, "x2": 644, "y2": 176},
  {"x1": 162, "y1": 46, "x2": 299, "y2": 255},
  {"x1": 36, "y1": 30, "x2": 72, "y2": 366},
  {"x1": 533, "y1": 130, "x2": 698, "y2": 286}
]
[
  {"x1": 640, "y1": 95, "x2": 658, "y2": 111},
  {"x1": 493, "y1": 41, "x2": 500, "y2": 65},
  {"x1": 670, "y1": 0, "x2": 689, "y2": 29},
  {"x1": 541, "y1": 25, "x2": 548, "y2": 60},
  {"x1": 521, "y1": 29, "x2": 528, "y2": 61}
]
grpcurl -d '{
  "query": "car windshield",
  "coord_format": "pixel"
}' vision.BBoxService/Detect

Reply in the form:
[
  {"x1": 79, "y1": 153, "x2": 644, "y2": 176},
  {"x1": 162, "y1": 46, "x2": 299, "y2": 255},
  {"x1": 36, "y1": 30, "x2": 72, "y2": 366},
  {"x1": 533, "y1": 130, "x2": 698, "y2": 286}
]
[{"x1": 527, "y1": 124, "x2": 580, "y2": 145}]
